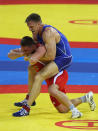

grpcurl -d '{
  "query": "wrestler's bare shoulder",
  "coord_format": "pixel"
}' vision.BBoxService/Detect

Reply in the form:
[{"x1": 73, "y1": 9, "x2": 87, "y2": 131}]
[{"x1": 42, "y1": 27, "x2": 60, "y2": 43}]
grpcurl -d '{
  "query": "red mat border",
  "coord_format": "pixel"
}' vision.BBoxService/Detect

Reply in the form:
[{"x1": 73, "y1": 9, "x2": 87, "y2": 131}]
[
  {"x1": 0, "y1": 85, "x2": 98, "y2": 93},
  {"x1": 0, "y1": 0, "x2": 98, "y2": 5},
  {"x1": 0, "y1": 37, "x2": 98, "y2": 48}
]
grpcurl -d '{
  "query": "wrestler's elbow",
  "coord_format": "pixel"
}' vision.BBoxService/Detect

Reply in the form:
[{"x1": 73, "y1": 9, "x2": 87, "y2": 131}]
[
  {"x1": 47, "y1": 54, "x2": 55, "y2": 60},
  {"x1": 50, "y1": 56, "x2": 55, "y2": 60}
]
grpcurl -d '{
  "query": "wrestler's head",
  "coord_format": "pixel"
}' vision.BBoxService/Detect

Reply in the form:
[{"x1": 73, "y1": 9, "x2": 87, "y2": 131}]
[
  {"x1": 25, "y1": 13, "x2": 42, "y2": 34},
  {"x1": 20, "y1": 36, "x2": 37, "y2": 56}
]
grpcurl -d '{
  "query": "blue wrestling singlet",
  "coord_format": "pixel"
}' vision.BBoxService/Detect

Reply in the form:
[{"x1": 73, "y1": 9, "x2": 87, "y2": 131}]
[{"x1": 37, "y1": 25, "x2": 72, "y2": 71}]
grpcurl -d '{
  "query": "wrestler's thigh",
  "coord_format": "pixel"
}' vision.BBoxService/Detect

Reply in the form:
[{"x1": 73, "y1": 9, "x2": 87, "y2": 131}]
[
  {"x1": 38, "y1": 61, "x2": 59, "y2": 80},
  {"x1": 28, "y1": 65, "x2": 37, "y2": 78}
]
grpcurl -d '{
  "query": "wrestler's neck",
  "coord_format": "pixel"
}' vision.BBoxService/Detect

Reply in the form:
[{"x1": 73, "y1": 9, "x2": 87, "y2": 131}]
[
  {"x1": 33, "y1": 23, "x2": 45, "y2": 36},
  {"x1": 38, "y1": 23, "x2": 45, "y2": 35}
]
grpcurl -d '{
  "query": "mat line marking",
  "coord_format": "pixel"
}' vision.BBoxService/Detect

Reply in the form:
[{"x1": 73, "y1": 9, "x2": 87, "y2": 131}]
[
  {"x1": 0, "y1": 38, "x2": 98, "y2": 48},
  {"x1": 0, "y1": 85, "x2": 98, "y2": 93}
]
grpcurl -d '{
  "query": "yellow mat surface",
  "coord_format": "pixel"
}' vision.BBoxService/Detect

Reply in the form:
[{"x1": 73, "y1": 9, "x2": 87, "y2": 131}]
[
  {"x1": 0, "y1": 4, "x2": 98, "y2": 41},
  {"x1": 0, "y1": 93, "x2": 98, "y2": 131},
  {"x1": 0, "y1": 3, "x2": 98, "y2": 131}
]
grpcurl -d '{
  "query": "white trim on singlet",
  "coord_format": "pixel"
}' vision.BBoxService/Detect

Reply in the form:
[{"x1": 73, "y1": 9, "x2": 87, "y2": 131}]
[
  {"x1": 60, "y1": 38, "x2": 66, "y2": 54},
  {"x1": 55, "y1": 55, "x2": 72, "y2": 59},
  {"x1": 56, "y1": 37, "x2": 72, "y2": 58},
  {"x1": 56, "y1": 46, "x2": 65, "y2": 55},
  {"x1": 56, "y1": 46, "x2": 72, "y2": 58},
  {"x1": 53, "y1": 71, "x2": 63, "y2": 84}
]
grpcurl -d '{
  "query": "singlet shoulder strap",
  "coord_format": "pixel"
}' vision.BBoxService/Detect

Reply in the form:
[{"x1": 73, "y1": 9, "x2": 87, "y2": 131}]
[{"x1": 41, "y1": 25, "x2": 52, "y2": 33}]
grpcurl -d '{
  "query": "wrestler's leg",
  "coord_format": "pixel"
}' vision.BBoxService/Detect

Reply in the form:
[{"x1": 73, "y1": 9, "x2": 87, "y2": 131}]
[
  {"x1": 27, "y1": 61, "x2": 59, "y2": 106},
  {"x1": 48, "y1": 84, "x2": 83, "y2": 118},
  {"x1": 54, "y1": 95, "x2": 95, "y2": 113},
  {"x1": 14, "y1": 65, "x2": 37, "y2": 107},
  {"x1": 49, "y1": 84, "x2": 95, "y2": 113},
  {"x1": 28, "y1": 65, "x2": 37, "y2": 94},
  {"x1": 55, "y1": 98, "x2": 82, "y2": 113},
  {"x1": 48, "y1": 84, "x2": 73, "y2": 110}
]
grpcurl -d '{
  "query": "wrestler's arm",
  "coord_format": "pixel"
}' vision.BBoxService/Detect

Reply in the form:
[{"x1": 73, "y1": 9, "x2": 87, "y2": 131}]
[
  {"x1": 26, "y1": 44, "x2": 46, "y2": 65},
  {"x1": 30, "y1": 29, "x2": 56, "y2": 64},
  {"x1": 8, "y1": 48, "x2": 24, "y2": 60},
  {"x1": 42, "y1": 29, "x2": 56, "y2": 60},
  {"x1": 30, "y1": 44, "x2": 46, "y2": 61}
]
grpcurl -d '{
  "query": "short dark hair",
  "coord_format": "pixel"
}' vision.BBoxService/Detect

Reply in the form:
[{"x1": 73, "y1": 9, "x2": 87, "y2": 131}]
[
  {"x1": 20, "y1": 36, "x2": 35, "y2": 46},
  {"x1": 25, "y1": 13, "x2": 42, "y2": 23}
]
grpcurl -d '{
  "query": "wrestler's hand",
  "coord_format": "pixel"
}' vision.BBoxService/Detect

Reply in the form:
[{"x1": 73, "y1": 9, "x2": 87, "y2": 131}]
[
  {"x1": 24, "y1": 56, "x2": 29, "y2": 61},
  {"x1": 29, "y1": 57, "x2": 38, "y2": 64},
  {"x1": 24, "y1": 56, "x2": 37, "y2": 65},
  {"x1": 10, "y1": 48, "x2": 24, "y2": 56}
]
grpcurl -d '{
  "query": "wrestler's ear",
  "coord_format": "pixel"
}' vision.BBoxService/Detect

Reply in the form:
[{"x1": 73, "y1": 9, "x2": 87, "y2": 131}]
[{"x1": 37, "y1": 21, "x2": 41, "y2": 25}]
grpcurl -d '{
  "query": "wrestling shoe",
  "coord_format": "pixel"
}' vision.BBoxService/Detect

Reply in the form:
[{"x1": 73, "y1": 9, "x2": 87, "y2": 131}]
[
  {"x1": 13, "y1": 104, "x2": 30, "y2": 117},
  {"x1": 85, "y1": 91, "x2": 96, "y2": 111},
  {"x1": 71, "y1": 108, "x2": 83, "y2": 119},
  {"x1": 14, "y1": 100, "x2": 36, "y2": 107}
]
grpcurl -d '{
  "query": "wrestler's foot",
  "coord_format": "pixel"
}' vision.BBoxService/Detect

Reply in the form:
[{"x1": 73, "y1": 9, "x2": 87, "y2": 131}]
[
  {"x1": 71, "y1": 108, "x2": 83, "y2": 119},
  {"x1": 14, "y1": 100, "x2": 36, "y2": 107},
  {"x1": 85, "y1": 91, "x2": 96, "y2": 111},
  {"x1": 13, "y1": 104, "x2": 30, "y2": 117}
]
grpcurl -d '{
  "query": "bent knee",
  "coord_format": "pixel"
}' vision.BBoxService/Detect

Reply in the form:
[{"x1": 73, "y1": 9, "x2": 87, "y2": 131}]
[
  {"x1": 34, "y1": 72, "x2": 44, "y2": 82},
  {"x1": 56, "y1": 104, "x2": 69, "y2": 113},
  {"x1": 48, "y1": 85, "x2": 59, "y2": 97}
]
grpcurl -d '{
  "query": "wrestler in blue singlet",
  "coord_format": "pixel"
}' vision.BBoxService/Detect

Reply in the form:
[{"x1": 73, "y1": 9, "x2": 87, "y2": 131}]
[{"x1": 37, "y1": 25, "x2": 72, "y2": 71}]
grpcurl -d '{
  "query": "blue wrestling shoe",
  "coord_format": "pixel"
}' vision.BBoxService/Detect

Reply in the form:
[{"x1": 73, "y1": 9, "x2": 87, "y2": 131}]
[
  {"x1": 13, "y1": 104, "x2": 30, "y2": 117},
  {"x1": 14, "y1": 100, "x2": 36, "y2": 107},
  {"x1": 14, "y1": 94, "x2": 36, "y2": 107}
]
